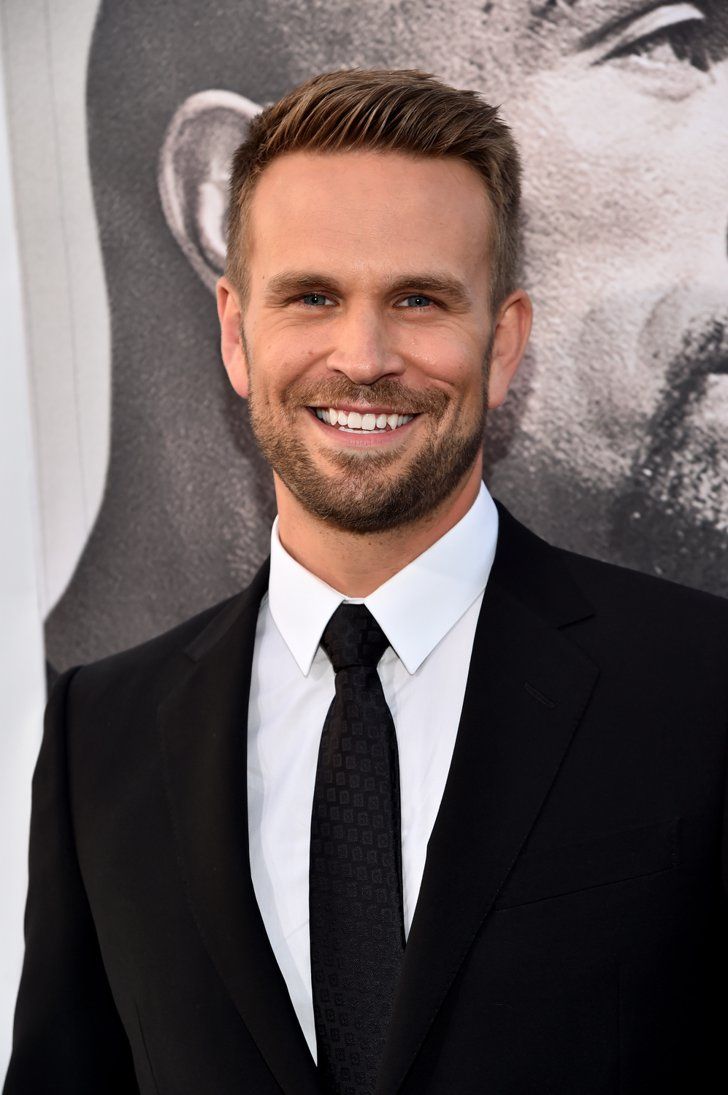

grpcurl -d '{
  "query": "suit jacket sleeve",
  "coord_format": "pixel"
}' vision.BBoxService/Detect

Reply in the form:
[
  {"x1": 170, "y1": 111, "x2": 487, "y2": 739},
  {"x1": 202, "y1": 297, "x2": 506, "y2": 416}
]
[{"x1": 4, "y1": 669, "x2": 139, "y2": 1094}]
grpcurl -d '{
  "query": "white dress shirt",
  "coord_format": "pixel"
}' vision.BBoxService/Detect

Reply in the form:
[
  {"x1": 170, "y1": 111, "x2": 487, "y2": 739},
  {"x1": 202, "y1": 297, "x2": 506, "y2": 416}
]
[{"x1": 246, "y1": 483, "x2": 499, "y2": 1060}]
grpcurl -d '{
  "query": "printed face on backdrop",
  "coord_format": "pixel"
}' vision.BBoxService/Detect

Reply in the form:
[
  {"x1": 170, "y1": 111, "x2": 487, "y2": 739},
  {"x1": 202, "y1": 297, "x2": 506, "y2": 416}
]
[
  {"x1": 216, "y1": 151, "x2": 530, "y2": 534},
  {"x1": 499, "y1": 0, "x2": 728, "y2": 584},
  {"x1": 51, "y1": 0, "x2": 727, "y2": 672},
  {"x1": 160, "y1": 0, "x2": 728, "y2": 588}
]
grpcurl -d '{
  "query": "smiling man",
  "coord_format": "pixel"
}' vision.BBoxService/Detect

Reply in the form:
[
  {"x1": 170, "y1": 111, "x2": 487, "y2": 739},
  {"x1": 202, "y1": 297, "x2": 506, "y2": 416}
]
[
  {"x1": 217, "y1": 142, "x2": 524, "y2": 559},
  {"x1": 6, "y1": 70, "x2": 728, "y2": 1095}
]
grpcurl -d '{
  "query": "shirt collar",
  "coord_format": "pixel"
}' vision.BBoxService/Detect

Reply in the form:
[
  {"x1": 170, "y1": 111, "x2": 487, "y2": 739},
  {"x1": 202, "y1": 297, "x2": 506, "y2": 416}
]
[{"x1": 268, "y1": 482, "x2": 499, "y2": 676}]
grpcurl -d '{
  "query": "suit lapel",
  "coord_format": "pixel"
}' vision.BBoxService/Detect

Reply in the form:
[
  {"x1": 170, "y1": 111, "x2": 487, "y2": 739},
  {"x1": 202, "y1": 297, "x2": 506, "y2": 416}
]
[
  {"x1": 377, "y1": 509, "x2": 600, "y2": 1094},
  {"x1": 158, "y1": 561, "x2": 321, "y2": 1095}
]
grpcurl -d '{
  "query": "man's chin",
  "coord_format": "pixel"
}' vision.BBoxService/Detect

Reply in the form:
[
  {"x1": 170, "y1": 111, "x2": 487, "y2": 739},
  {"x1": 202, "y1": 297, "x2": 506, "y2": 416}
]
[
  {"x1": 286, "y1": 481, "x2": 424, "y2": 536},
  {"x1": 275, "y1": 425, "x2": 485, "y2": 537}
]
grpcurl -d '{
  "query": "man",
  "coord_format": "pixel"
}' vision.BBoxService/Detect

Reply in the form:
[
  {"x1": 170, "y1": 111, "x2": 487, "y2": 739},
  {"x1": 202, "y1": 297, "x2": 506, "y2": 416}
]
[
  {"x1": 7, "y1": 69, "x2": 727, "y2": 1094},
  {"x1": 44, "y1": 0, "x2": 728, "y2": 676}
]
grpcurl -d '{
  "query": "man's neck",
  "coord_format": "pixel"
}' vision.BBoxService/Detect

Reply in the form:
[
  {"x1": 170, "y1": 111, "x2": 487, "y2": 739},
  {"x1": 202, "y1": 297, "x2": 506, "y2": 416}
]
[{"x1": 274, "y1": 461, "x2": 483, "y2": 598}]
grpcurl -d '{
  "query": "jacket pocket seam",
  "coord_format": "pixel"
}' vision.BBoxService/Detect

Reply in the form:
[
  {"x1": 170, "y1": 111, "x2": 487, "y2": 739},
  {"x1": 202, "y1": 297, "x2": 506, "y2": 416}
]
[
  {"x1": 495, "y1": 862, "x2": 677, "y2": 912},
  {"x1": 495, "y1": 817, "x2": 683, "y2": 911}
]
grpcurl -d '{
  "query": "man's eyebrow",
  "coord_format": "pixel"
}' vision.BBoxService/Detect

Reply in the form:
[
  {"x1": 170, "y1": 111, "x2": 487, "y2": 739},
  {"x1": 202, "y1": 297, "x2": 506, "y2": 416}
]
[
  {"x1": 264, "y1": 271, "x2": 473, "y2": 307},
  {"x1": 264, "y1": 272, "x2": 341, "y2": 300},
  {"x1": 384, "y1": 274, "x2": 473, "y2": 307}
]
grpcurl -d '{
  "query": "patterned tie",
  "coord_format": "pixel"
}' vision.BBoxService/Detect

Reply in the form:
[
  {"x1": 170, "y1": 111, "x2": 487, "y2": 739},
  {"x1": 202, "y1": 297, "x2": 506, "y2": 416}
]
[{"x1": 309, "y1": 603, "x2": 405, "y2": 1095}]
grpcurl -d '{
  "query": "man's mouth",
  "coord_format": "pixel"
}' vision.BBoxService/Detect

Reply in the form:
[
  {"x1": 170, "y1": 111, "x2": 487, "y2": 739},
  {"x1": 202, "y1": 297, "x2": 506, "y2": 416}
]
[{"x1": 309, "y1": 406, "x2": 416, "y2": 434}]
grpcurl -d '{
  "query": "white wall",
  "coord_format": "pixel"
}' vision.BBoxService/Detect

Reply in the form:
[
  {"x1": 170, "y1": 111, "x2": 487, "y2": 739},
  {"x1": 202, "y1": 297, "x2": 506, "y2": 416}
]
[
  {"x1": 1, "y1": 0, "x2": 107, "y2": 617},
  {"x1": 0, "y1": 16, "x2": 46, "y2": 1081}
]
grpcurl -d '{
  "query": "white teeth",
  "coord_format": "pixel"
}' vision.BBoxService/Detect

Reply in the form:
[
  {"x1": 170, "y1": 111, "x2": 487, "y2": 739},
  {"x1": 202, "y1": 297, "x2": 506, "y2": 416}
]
[{"x1": 313, "y1": 406, "x2": 415, "y2": 432}]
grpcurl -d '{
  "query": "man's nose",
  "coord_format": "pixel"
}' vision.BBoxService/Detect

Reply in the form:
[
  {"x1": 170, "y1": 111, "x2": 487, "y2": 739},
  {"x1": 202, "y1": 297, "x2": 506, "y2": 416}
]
[{"x1": 325, "y1": 306, "x2": 405, "y2": 384}]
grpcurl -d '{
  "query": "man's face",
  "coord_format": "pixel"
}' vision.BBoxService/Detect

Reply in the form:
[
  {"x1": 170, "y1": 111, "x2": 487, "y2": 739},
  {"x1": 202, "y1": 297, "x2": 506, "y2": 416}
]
[
  {"x1": 226, "y1": 151, "x2": 499, "y2": 533},
  {"x1": 480, "y1": 1, "x2": 728, "y2": 563}
]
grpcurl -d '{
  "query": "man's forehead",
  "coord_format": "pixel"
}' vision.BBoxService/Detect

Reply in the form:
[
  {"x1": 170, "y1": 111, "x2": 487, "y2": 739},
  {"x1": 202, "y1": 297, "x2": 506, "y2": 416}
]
[
  {"x1": 245, "y1": 152, "x2": 494, "y2": 283},
  {"x1": 249, "y1": 150, "x2": 492, "y2": 230}
]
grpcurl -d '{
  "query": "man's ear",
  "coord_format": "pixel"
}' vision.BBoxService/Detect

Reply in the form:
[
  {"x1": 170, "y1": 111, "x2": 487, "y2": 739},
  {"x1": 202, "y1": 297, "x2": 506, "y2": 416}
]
[
  {"x1": 158, "y1": 90, "x2": 261, "y2": 293},
  {"x1": 487, "y1": 289, "x2": 533, "y2": 409},
  {"x1": 217, "y1": 276, "x2": 250, "y2": 398}
]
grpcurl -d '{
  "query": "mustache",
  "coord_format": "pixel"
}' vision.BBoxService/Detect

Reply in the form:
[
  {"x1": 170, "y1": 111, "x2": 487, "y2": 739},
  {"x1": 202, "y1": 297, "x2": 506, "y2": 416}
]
[
  {"x1": 283, "y1": 376, "x2": 451, "y2": 416},
  {"x1": 672, "y1": 316, "x2": 728, "y2": 380},
  {"x1": 636, "y1": 314, "x2": 728, "y2": 451},
  {"x1": 620, "y1": 315, "x2": 728, "y2": 514}
]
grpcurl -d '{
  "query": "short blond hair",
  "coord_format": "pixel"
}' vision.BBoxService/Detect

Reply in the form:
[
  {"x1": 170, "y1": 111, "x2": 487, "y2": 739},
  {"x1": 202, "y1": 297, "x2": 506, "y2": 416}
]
[{"x1": 226, "y1": 68, "x2": 521, "y2": 309}]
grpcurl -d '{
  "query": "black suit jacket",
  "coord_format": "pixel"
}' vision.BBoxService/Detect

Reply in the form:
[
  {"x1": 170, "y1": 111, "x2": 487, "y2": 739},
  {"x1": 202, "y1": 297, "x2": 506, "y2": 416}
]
[{"x1": 5, "y1": 504, "x2": 728, "y2": 1094}]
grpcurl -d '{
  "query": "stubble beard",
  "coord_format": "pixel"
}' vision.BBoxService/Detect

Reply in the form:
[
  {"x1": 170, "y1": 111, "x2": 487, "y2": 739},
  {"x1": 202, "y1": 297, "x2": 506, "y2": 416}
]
[
  {"x1": 246, "y1": 371, "x2": 488, "y2": 535},
  {"x1": 607, "y1": 316, "x2": 728, "y2": 595}
]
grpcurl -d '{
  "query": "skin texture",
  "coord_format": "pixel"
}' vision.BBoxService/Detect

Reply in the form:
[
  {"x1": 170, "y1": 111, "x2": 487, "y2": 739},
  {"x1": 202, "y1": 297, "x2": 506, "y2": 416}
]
[{"x1": 217, "y1": 151, "x2": 531, "y2": 595}]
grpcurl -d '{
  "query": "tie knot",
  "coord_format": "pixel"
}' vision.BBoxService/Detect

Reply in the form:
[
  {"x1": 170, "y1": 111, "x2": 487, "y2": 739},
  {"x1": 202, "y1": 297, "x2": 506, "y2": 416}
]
[{"x1": 321, "y1": 603, "x2": 389, "y2": 672}]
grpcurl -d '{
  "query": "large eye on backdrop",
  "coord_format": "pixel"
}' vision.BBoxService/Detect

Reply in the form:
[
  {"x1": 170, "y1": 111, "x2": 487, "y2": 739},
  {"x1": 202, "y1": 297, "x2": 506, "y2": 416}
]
[{"x1": 587, "y1": 3, "x2": 728, "y2": 99}]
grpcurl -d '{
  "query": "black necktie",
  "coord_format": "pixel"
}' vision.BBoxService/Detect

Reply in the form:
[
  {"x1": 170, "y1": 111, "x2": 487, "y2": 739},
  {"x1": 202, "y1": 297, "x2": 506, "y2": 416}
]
[{"x1": 309, "y1": 603, "x2": 405, "y2": 1095}]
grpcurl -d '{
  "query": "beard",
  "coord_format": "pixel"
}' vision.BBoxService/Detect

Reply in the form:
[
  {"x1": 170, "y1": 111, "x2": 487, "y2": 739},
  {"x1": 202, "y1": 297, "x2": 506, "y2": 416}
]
[
  {"x1": 608, "y1": 315, "x2": 728, "y2": 595},
  {"x1": 487, "y1": 308, "x2": 728, "y2": 598},
  {"x1": 246, "y1": 371, "x2": 488, "y2": 535}
]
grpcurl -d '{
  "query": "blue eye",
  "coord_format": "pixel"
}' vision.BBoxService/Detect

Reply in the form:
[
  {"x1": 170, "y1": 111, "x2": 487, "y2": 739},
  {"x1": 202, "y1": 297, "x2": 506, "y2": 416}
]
[
  {"x1": 399, "y1": 295, "x2": 433, "y2": 309},
  {"x1": 300, "y1": 293, "x2": 332, "y2": 307}
]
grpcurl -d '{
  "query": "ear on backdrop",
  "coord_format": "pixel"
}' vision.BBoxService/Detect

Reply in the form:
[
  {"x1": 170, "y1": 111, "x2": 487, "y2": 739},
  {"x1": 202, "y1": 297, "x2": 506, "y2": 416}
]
[{"x1": 158, "y1": 89, "x2": 261, "y2": 292}]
